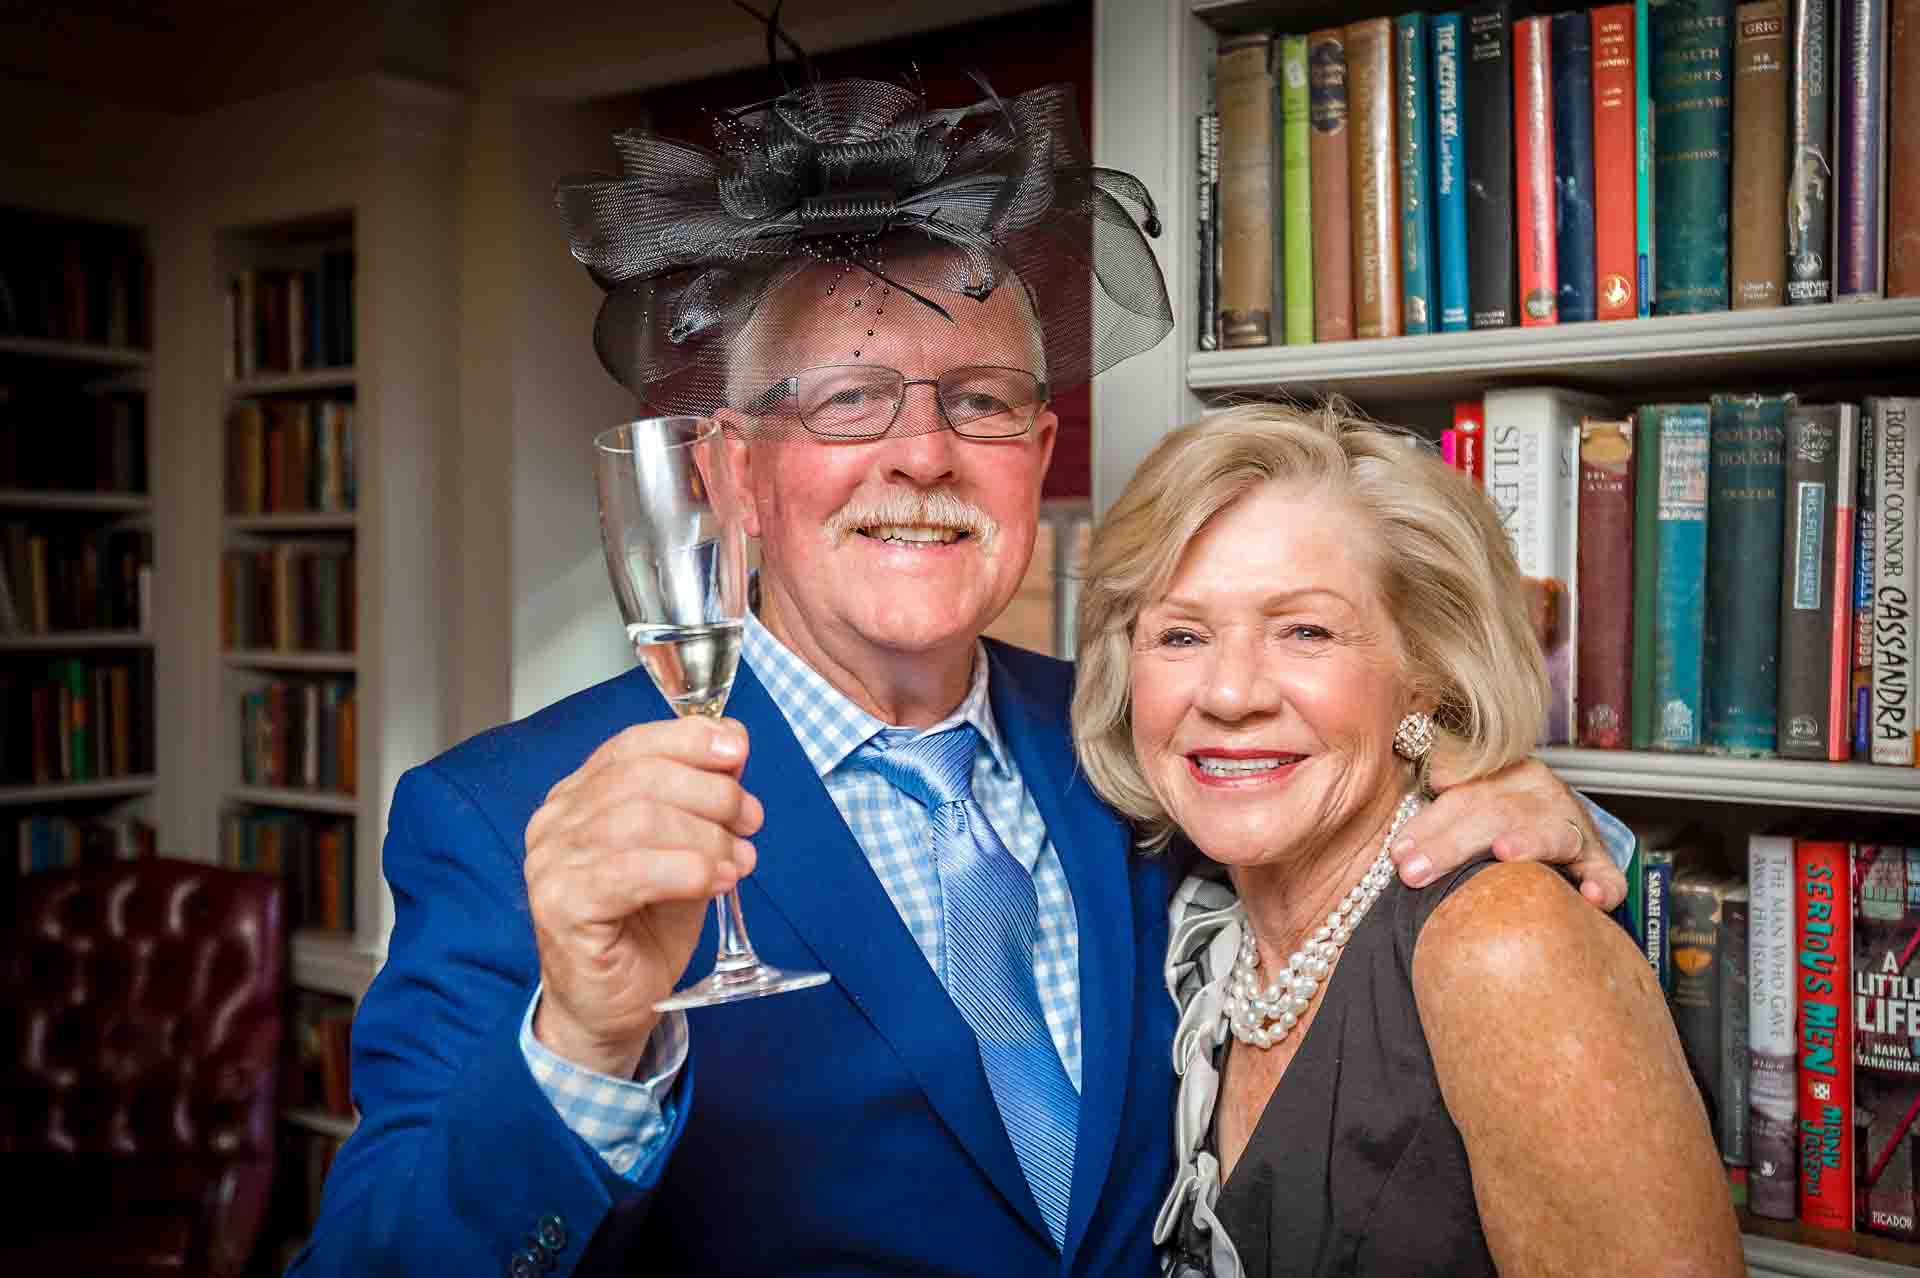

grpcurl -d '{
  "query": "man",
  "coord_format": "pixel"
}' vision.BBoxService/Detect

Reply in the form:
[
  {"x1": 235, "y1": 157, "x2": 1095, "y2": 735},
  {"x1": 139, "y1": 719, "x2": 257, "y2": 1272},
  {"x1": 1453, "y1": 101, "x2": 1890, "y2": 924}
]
[{"x1": 291, "y1": 77, "x2": 1629, "y2": 1277}]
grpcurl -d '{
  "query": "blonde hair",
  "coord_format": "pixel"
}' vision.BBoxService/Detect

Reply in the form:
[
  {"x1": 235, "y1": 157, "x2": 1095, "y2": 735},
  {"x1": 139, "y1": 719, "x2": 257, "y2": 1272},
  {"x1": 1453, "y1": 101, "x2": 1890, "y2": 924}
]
[{"x1": 1071, "y1": 400, "x2": 1548, "y2": 850}]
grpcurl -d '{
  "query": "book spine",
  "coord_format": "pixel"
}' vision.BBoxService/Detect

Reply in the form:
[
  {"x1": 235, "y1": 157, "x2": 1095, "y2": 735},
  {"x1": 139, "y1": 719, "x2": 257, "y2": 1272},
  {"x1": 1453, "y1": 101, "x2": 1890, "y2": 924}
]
[
  {"x1": 1349, "y1": 18, "x2": 1402, "y2": 339},
  {"x1": 1653, "y1": 0, "x2": 1736, "y2": 315},
  {"x1": 1593, "y1": 5, "x2": 1642, "y2": 319},
  {"x1": 1788, "y1": 0, "x2": 1836, "y2": 303},
  {"x1": 1852, "y1": 844, "x2": 1920, "y2": 1241},
  {"x1": 1310, "y1": 29, "x2": 1357, "y2": 341},
  {"x1": 1722, "y1": 885, "x2": 1752, "y2": 1167},
  {"x1": 1198, "y1": 111, "x2": 1218, "y2": 351},
  {"x1": 1432, "y1": 13, "x2": 1472, "y2": 331},
  {"x1": 1871, "y1": 398, "x2": 1918, "y2": 764},
  {"x1": 1749, "y1": 834, "x2": 1801, "y2": 1219},
  {"x1": 1779, "y1": 404, "x2": 1845, "y2": 757},
  {"x1": 1281, "y1": 36, "x2": 1317, "y2": 345},
  {"x1": 1891, "y1": 0, "x2": 1920, "y2": 296},
  {"x1": 1397, "y1": 13, "x2": 1435, "y2": 334},
  {"x1": 1705, "y1": 393, "x2": 1790, "y2": 754},
  {"x1": 1835, "y1": 0, "x2": 1890, "y2": 299},
  {"x1": 1651, "y1": 404, "x2": 1712, "y2": 750},
  {"x1": 1670, "y1": 874, "x2": 1729, "y2": 1146},
  {"x1": 1553, "y1": 13, "x2": 1599, "y2": 322},
  {"x1": 1465, "y1": 0, "x2": 1517, "y2": 327},
  {"x1": 1733, "y1": 0, "x2": 1792, "y2": 308},
  {"x1": 1632, "y1": 406, "x2": 1664, "y2": 747},
  {"x1": 1828, "y1": 408, "x2": 1860, "y2": 759},
  {"x1": 1216, "y1": 35, "x2": 1279, "y2": 347},
  {"x1": 1796, "y1": 838, "x2": 1854, "y2": 1231},
  {"x1": 1515, "y1": 17, "x2": 1561, "y2": 325},
  {"x1": 1637, "y1": 0, "x2": 1658, "y2": 313},
  {"x1": 1856, "y1": 407, "x2": 1879, "y2": 755},
  {"x1": 1578, "y1": 418, "x2": 1636, "y2": 747},
  {"x1": 1454, "y1": 399, "x2": 1486, "y2": 483},
  {"x1": 1645, "y1": 846, "x2": 1676, "y2": 989}
]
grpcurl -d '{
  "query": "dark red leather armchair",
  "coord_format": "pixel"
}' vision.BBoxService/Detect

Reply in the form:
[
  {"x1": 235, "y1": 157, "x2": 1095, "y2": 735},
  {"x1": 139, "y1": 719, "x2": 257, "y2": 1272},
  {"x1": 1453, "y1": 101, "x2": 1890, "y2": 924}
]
[{"x1": 3, "y1": 861, "x2": 285, "y2": 1278}]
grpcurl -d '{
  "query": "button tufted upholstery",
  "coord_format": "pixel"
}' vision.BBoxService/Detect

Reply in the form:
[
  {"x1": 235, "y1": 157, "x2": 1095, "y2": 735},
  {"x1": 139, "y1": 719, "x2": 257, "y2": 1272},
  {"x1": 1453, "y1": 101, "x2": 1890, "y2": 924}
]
[{"x1": 3, "y1": 860, "x2": 285, "y2": 1277}]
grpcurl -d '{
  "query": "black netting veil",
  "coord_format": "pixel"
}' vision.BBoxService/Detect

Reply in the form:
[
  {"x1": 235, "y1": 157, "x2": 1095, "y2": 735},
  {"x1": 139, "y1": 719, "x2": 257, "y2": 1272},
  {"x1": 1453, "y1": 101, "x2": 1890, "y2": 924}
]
[{"x1": 554, "y1": 74, "x2": 1174, "y2": 432}]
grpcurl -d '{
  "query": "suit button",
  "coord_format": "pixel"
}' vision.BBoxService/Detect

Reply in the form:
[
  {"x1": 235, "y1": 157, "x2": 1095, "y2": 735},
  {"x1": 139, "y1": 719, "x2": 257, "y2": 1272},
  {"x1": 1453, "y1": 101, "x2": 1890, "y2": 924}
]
[
  {"x1": 509, "y1": 1247, "x2": 542, "y2": 1278},
  {"x1": 536, "y1": 1214, "x2": 567, "y2": 1252}
]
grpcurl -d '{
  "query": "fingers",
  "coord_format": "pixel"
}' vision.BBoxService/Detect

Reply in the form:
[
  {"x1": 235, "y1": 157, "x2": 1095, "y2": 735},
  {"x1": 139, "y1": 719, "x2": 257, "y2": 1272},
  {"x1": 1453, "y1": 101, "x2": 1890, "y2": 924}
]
[
  {"x1": 1391, "y1": 759, "x2": 1599, "y2": 892},
  {"x1": 548, "y1": 716, "x2": 748, "y2": 803}
]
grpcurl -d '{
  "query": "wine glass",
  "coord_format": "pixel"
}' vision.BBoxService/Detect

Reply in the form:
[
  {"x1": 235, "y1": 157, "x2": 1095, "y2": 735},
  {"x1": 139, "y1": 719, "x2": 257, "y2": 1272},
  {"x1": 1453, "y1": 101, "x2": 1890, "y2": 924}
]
[{"x1": 593, "y1": 416, "x2": 830, "y2": 1010}]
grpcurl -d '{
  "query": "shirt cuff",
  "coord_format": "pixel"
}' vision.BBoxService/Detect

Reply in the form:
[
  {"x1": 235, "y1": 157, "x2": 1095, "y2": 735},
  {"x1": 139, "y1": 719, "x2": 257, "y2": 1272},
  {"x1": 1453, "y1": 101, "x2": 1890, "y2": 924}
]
[
  {"x1": 1577, "y1": 793, "x2": 1636, "y2": 871},
  {"x1": 519, "y1": 985, "x2": 689, "y2": 1181}
]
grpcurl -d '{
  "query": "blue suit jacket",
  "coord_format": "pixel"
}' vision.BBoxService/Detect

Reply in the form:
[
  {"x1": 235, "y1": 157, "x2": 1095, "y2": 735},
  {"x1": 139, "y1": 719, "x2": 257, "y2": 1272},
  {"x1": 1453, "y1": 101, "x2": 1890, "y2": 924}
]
[{"x1": 289, "y1": 640, "x2": 1176, "y2": 1277}]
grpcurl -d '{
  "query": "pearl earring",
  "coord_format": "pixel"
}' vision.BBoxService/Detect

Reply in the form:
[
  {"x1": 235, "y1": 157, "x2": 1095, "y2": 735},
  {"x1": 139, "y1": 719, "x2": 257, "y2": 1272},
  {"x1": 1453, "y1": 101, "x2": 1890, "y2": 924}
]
[{"x1": 1393, "y1": 712, "x2": 1435, "y2": 762}]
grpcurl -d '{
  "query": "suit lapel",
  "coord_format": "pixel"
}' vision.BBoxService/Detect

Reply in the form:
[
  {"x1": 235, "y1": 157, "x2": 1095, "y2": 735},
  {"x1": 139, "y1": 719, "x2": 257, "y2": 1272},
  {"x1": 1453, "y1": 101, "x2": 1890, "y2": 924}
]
[
  {"x1": 984, "y1": 645, "x2": 1138, "y2": 1270},
  {"x1": 725, "y1": 663, "x2": 1052, "y2": 1246}
]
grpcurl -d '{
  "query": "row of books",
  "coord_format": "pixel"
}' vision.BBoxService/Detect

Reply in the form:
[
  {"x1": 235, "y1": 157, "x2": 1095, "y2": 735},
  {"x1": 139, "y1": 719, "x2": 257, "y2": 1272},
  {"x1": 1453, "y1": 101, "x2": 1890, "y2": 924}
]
[
  {"x1": 0, "y1": 525, "x2": 152, "y2": 636},
  {"x1": 222, "y1": 546, "x2": 355, "y2": 655},
  {"x1": 13, "y1": 813, "x2": 156, "y2": 876},
  {"x1": 240, "y1": 678, "x2": 357, "y2": 796},
  {"x1": 1617, "y1": 828, "x2": 1920, "y2": 1240},
  {"x1": 0, "y1": 390, "x2": 146, "y2": 495},
  {"x1": 226, "y1": 254, "x2": 355, "y2": 380},
  {"x1": 227, "y1": 397, "x2": 357, "y2": 515},
  {"x1": 1197, "y1": 0, "x2": 1919, "y2": 349},
  {"x1": 285, "y1": 990, "x2": 356, "y2": 1118},
  {"x1": 0, "y1": 656, "x2": 155, "y2": 785},
  {"x1": 1450, "y1": 387, "x2": 1916, "y2": 762},
  {"x1": 0, "y1": 208, "x2": 151, "y2": 350},
  {"x1": 221, "y1": 809, "x2": 355, "y2": 933}
]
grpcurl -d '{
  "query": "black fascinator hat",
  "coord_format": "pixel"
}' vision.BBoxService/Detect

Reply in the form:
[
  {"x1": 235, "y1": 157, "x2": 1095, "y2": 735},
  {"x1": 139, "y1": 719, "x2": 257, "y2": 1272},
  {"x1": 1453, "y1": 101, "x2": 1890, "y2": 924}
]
[{"x1": 553, "y1": 16, "x2": 1173, "y2": 432}]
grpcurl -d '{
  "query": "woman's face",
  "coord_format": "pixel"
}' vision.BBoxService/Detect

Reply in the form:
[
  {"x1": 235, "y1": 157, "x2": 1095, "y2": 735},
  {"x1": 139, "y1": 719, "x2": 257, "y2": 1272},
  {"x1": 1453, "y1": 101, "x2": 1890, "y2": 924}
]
[{"x1": 1129, "y1": 481, "x2": 1415, "y2": 869}]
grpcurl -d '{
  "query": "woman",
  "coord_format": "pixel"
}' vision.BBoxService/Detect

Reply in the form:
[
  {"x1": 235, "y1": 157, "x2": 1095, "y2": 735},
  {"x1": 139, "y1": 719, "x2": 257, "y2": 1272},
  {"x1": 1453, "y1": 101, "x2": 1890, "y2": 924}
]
[{"x1": 1072, "y1": 403, "x2": 1742, "y2": 1276}]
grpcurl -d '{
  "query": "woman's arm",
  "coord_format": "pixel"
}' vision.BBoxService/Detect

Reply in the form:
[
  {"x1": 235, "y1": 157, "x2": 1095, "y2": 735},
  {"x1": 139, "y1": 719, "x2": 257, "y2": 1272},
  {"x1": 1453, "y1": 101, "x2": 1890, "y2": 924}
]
[{"x1": 1412, "y1": 861, "x2": 1744, "y2": 1277}]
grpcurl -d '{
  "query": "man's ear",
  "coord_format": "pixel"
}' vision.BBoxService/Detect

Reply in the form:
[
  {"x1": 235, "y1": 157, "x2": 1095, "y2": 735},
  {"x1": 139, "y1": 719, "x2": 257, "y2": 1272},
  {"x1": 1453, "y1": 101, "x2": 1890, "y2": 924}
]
[
  {"x1": 713, "y1": 409, "x2": 763, "y2": 538},
  {"x1": 1031, "y1": 403, "x2": 1060, "y2": 480}
]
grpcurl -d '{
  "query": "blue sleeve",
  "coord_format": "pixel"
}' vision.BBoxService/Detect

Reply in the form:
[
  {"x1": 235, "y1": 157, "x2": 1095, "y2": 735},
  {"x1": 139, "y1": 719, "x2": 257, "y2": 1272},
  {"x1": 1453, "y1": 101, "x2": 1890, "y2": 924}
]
[
  {"x1": 1578, "y1": 793, "x2": 1636, "y2": 871},
  {"x1": 285, "y1": 764, "x2": 692, "y2": 1277}
]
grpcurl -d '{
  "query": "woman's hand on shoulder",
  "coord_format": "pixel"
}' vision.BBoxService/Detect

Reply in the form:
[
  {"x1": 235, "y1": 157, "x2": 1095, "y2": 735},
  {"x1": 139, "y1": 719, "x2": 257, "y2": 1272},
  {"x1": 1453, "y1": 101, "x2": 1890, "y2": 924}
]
[{"x1": 1412, "y1": 862, "x2": 1744, "y2": 1278}]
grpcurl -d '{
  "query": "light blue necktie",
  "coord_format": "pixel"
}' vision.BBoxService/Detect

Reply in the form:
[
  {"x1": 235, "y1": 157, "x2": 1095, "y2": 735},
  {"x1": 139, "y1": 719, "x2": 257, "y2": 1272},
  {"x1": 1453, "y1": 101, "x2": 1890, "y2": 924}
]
[{"x1": 853, "y1": 725, "x2": 1079, "y2": 1249}]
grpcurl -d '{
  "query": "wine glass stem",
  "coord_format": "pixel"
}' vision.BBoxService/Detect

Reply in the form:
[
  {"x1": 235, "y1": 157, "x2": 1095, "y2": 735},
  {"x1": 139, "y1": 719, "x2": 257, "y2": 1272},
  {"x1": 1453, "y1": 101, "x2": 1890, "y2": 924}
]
[{"x1": 712, "y1": 888, "x2": 757, "y2": 974}]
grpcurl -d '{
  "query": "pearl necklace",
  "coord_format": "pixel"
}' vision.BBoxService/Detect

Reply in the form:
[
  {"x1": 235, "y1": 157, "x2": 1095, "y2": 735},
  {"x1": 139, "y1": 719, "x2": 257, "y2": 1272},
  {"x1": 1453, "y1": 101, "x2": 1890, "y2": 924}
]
[{"x1": 1224, "y1": 792, "x2": 1423, "y2": 1049}]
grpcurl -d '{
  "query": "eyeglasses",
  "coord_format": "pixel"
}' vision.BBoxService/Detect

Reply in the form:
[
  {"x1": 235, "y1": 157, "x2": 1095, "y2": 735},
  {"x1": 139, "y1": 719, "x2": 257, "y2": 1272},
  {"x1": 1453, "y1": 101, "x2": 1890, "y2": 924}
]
[{"x1": 742, "y1": 364, "x2": 1048, "y2": 439}]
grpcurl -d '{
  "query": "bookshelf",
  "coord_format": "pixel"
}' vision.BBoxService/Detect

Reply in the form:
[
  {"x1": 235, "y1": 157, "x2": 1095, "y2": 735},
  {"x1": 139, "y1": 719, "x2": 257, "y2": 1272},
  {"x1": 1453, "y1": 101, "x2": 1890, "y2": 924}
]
[{"x1": 1093, "y1": 0, "x2": 1920, "y2": 1272}]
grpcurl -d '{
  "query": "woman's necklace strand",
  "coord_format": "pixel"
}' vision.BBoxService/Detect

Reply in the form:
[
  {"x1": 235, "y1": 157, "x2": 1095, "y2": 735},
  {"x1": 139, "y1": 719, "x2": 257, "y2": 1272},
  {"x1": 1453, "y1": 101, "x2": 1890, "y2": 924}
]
[{"x1": 1224, "y1": 792, "x2": 1422, "y2": 1049}]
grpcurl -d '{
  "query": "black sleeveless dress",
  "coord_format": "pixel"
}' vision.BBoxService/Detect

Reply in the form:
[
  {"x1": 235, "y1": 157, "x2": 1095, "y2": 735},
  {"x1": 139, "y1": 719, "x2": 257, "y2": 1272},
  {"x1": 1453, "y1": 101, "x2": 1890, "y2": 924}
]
[{"x1": 1179, "y1": 858, "x2": 1500, "y2": 1278}]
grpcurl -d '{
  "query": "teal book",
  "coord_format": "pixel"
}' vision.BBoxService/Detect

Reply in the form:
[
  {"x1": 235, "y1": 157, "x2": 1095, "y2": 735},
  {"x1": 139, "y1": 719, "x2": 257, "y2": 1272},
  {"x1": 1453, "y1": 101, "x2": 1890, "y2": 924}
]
[
  {"x1": 1431, "y1": 12, "x2": 1471, "y2": 331},
  {"x1": 1705, "y1": 394, "x2": 1791, "y2": 753},
  {"x1": 1397, "y1": 12, "x2": 1436, "y2": 333},
  {"x1": 1281, "y1": 34, "x2": 1316, "y2": 345},
  {"x1": 1647, "y1": 403, "x2": 1712, "y2": 750},
  {"x1": 1636, "y1": 0, "x2": 1657, "y2": 314},
  {"x1": 1652, "y1": 0, "x2": 1735, "y2": 313},
  {"x1": 1632, "y1": 406, "x2": 1664, "y2": 748}
]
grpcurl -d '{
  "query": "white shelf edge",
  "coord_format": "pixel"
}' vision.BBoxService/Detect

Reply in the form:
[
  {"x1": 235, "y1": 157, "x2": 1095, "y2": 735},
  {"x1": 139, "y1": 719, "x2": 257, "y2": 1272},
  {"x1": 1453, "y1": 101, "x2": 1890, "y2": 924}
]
[
  {"x1": 0, "y1": 336, "x2": 151, "y2": 368},
  {"x1": 0, "y1": 490, "x2": 152, "y2": 513},
  {"x1": 224, "y1": 648, "x2": 358, "y2": 672},
  {"x1": 290, "y1": 928, "x2": 382, "y2": 1000},
  {"x1": 228, "y1": 785, "x2": 360, "y2": 815},
  {"x1": 0, "y1": 775, "x2": 157, "y2": 805},
  {"x1": 1744, "y1": 1232, "x2": 1920, "y2": 1278},
  {"x1": 227, "y1": 367, "x2": 357, "y2": 395},
  {"x1": 1188, "y1": 298, "x2": 1920, "y2": 392},
  {"x1": 0, "y1": 631, "x2": 154, "y2": 650},
  {"x1": 224, "y1": 512, "x2": 358, "y2": 532},
  {"x1": 282, "y1": 1106, "x2": 358, "y2": 1140},
  {"x1": 1537, "y1": 748, "x2": 1920, "y2": 815}
]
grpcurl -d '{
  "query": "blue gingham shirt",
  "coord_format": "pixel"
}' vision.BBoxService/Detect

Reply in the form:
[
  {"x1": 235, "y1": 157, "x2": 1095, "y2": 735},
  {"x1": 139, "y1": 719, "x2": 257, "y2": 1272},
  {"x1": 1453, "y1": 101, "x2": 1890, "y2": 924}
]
[{"x1": 521, "y1": 609, "x2": 1080, "y2": 1179}]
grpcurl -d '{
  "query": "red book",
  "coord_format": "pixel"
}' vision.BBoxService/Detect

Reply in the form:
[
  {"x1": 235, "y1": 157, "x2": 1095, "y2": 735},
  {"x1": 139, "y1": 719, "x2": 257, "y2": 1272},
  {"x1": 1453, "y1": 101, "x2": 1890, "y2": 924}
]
[
  {"x1": 1591, "y1": 4, "x2": 1640, "y2": 318},
  {"x1": 1441, "y1": 428, "x2": 1460, "y2": 468},
  {"x1": 1798, "y1": 837, "x2": 1855, "y2": 1231},
  {"x1": 1576, "y1": 418, "x2": 1635, "y2": 747},
  {"x1": 1452, "y1": 400, "x2": 1485, "y2": 484},
  {"x1": 1513, "y1": 16, "x2": 1560, "y2": 325}
]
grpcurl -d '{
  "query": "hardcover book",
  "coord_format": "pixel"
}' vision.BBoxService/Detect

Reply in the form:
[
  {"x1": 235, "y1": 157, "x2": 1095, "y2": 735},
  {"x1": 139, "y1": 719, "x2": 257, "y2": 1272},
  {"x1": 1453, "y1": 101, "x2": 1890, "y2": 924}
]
[
  {"x1": 1854, "y1": 842, "x2": 1920, "y2": 1241},
  {"x1": 1869, "y1": 397, "x2": 1918, "y2": 765},
  {"x1": 1704, "y1": 394, "x2": 1790, "y2": 755},
  {"x1": 1578, "y1": 418, "x2": 1635, "y2": 747},
  {"x1": 1652, "y1": 0, "x2": 1736, "y2": 314},
  {"x1": 1637, "y1": 0, "x2": 1658, "y2": 313},
  {"x1": 1835, "y1": 0, "x2": 1890, "y2": 299},
  {"x1": 1788, "y1": 0, "x2": 1835, "y2": 304},
  {"x1": 1454, "y1": 398, "x2": 1486, "y2": 483},
  {"x1": 1777, "y1": 404, "x2": 1858, "y2": 759},
  {"x1": 1281, "y1": 35, "x2": 1316, "y2": 345},
  {"x1": 1197, "y1": 112, "x2": 1218, "y2": 351},
  {"x1": 1553, "y1": 12, "x2": 1599, "y2": 322},
  {"x1": 1348, "y1": 18, "x2": 1403, "y2": 338},
  {"x1": 1397, "y1": 13, "x2": 1435, "y2": 333},
  {"x1": 1748, "y1": 832, "x2": 1800, "y2": 1219},
  {"x1": 1797, "y1": 836, "x2": 1854, "y2": 1231},
  {"x1": 1310, "y1": 28, "x2": 1358, "y2": 341},
  {"x1": 1855, "y1": 409, "x2": 1878, "y2": 755},
  {"x1": 1892, "y1": 0, "x2": 1920, "y2": 296},
  {"x1": 1432, "y1": 12, "x2": 1473, "y2": 331},
  {"x1": 1592, "y1": 4, "x2": 1642, "y2": 319},
  {"x1": 1514, "y1": 17, "x2": 1560, "y2": 325},
  {"x1": 1671, "y1": 872, "x2": 1735, "y2": 1145},
  {"x1": 1632, "y1": 406, "x2": 1664, "y2": 748},
  {"x1": 1465, "y1": 0, "x2": 1517, "y2": 327},
  {"x1": 1646, "y1": 843, "x2": 1678, "y2": 988},
  {"x1": 1646, "y1": 403, "x2": 1713, "y2": 751},
  {"x1": 1722, "y1": 883, "x2": 1752, "y2": 1168},
  {"x1": 1733, "y1": 0, "x2": 1791, "y2": 308},
  {"x1": 1216, "y1": 35, "x2": 1279, "y2": 347}
]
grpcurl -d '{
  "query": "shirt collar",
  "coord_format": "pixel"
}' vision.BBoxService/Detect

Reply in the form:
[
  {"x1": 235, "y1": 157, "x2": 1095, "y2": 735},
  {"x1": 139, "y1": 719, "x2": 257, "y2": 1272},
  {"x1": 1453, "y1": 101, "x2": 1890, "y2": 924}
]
[{"x1": 742, "y1": 608, "x2": 1012, "y2": 779}]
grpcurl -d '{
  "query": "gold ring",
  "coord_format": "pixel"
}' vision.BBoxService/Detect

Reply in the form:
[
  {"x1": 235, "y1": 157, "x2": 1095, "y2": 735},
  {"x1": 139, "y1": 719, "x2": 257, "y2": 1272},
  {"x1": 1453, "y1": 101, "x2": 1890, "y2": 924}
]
[{"x1": 1563, "y1": 817, "x2": 1586, "y2": 854}]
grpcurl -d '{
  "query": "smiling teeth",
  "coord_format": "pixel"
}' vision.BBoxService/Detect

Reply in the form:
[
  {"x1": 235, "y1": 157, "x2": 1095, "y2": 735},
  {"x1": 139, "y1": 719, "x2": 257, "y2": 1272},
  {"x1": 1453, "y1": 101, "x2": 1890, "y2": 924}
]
[
  {"x1": 863, "y1": 525, "x2": 963, "y2": 544},
  {"x1": 1196, "y1": 756, "x2": 1294, "y2": 775}
]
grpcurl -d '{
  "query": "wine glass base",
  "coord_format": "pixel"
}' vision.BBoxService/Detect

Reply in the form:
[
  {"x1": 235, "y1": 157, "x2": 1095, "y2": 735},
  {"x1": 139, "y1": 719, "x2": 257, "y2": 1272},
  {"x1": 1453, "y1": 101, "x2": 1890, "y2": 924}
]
[{"x1": 653, "y1": 962, "x2": 832, "y2": 1012}]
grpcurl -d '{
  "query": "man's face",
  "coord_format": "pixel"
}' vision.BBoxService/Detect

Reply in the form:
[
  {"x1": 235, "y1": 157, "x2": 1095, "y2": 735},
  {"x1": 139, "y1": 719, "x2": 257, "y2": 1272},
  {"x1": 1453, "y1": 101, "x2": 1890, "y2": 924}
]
[{"x1": 720, "y1": 274, "x2": 1057, "y2": 668}]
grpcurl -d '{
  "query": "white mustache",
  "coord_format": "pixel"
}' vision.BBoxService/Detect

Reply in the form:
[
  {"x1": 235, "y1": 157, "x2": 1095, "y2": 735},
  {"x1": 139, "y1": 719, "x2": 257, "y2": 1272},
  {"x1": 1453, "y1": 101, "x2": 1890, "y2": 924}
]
[{"x1": 825, "y1": 490, "x2": 999, "y2": 548}]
